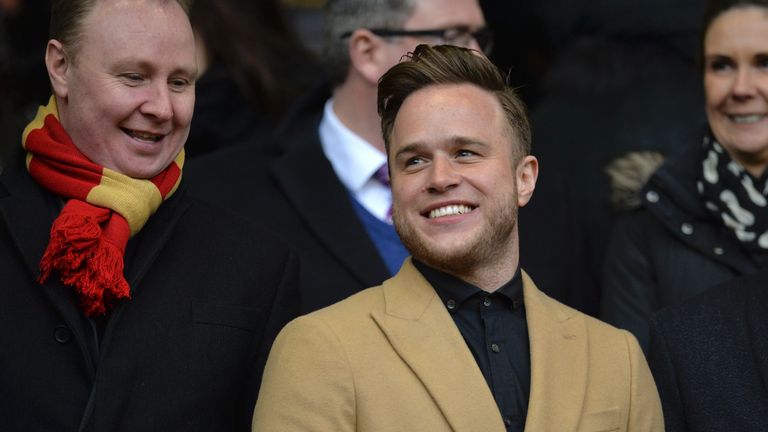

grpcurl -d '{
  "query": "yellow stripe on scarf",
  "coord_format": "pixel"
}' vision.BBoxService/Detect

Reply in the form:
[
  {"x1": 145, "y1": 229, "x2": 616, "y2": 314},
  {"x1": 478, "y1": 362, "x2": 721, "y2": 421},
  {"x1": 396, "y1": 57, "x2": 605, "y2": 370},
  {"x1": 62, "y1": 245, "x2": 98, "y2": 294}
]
[
  {"x1": 88, "y1": 150, "x2": 185, "y2": 236},
  {"x1": 22, "y1": 96, "x2": 58, "y2": 148}
]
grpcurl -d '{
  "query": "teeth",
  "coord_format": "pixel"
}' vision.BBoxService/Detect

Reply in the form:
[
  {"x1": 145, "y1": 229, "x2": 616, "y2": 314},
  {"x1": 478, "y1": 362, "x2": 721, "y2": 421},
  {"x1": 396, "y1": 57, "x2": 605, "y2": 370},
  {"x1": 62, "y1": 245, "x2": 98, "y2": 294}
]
[
  {"x1": 126, "y1": 129, "x2": 163, "y2": 142},
  {"x1": 429, "y1": 205, "x2": 473, "y2": 219},
  {"x1": 730, "y1": 114, "x2": 765, "y2": 124}
]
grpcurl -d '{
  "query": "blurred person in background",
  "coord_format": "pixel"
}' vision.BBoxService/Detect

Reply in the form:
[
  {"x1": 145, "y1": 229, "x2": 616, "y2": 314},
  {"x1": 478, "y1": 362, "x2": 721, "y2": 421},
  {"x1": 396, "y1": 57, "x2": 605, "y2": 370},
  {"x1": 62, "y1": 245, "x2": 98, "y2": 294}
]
[
  {"x1": 186, "y1": 0, "x2": 322, "y2": 158},
  {"x1": 602, "y1": 0, "x2": 768, "y2": 350}
]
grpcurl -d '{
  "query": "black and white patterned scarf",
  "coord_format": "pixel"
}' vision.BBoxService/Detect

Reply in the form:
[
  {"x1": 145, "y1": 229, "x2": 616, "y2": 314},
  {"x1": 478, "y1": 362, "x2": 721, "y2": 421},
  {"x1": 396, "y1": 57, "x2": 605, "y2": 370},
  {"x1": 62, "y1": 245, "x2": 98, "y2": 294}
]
[{"x1": 698, "y1": 133, "x2": 768, "y2": 252}]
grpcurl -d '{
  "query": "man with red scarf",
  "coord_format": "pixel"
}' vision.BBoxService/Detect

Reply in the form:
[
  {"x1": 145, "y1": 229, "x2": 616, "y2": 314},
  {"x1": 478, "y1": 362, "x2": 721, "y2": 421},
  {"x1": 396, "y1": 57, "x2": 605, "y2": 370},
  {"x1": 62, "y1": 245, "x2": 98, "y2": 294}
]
[{"x1": 0, "y1": 1, "x2": 299, "y2": 430}]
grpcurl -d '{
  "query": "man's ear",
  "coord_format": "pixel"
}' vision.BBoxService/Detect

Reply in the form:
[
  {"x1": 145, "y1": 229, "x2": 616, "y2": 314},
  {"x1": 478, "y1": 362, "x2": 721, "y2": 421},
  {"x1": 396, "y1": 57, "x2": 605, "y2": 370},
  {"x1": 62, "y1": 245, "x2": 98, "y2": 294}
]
[
  {"x1": 347, "y1": 28, "x2": 390, "y2": 85},
  {"x1": 45, "y1": 39, "x2": 70, "y2": 99},
  {"x1": 516, "y1": 155, "x2": 539, "y2": 207}
]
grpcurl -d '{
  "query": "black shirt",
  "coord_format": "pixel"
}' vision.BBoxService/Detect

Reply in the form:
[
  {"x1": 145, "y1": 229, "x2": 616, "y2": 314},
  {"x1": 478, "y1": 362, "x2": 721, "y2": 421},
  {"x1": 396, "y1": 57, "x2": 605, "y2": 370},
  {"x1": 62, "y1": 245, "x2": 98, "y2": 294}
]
[{"x1": 413, "y1": 259, "x2": 531, "y2": 431}]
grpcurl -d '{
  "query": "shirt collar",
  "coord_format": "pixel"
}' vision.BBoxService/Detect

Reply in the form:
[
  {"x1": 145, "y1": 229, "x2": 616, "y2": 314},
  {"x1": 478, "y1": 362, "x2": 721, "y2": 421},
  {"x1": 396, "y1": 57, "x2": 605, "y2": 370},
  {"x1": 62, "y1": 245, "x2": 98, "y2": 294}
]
[
  {"x1": 318, "y1": 98, "x2": 387, "y2": 193},
  {"x1": 413, "y1": 259, "x2": 524, "y2": 310}
]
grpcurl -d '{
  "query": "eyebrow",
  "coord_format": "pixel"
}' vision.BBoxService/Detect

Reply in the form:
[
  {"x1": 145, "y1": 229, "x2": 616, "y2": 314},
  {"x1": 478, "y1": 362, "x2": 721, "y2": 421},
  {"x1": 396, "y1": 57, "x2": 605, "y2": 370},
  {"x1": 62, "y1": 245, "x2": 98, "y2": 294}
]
[
  {"x1": 393, "y1": 136, "x2": 488, "y2": 159},
  {"x1": 111, "y1": 58, "x2": 197, "y2": 79}
]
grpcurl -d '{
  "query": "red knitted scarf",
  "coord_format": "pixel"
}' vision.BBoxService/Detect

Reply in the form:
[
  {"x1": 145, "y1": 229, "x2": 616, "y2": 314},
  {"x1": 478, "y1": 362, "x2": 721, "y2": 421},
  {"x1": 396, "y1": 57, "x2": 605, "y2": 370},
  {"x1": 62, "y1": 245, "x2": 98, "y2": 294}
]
[{"x1": 22, "y1": 96, "x2": 184, "y2": 316}]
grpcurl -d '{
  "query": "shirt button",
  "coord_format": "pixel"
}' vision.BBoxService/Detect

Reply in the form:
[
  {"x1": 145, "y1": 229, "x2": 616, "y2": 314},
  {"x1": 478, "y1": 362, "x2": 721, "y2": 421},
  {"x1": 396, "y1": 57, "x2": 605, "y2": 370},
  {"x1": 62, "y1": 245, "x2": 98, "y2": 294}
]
[
  {"x1": 491, "y1": 343, "x2": 501, "y2": 353},
  {"x1": 512, "y1": 299, "x2": 521, "y2": 309},
  {"x1": 646, "y1": 190, "x2": 659, "y2": 203},
  {"x1": 446, "y1": 299, "x2": 456, "y2": 310},
  {"x1": 681, "y1": 223, "x2": 694, "y2": 235},
  {"x1": 714, "y1": 246, "x2": 724, "y2": 255},
  {"x1": 54, "y1": 325, "x2": 71, "y2": 344},
  {"x1": 483, "y1": 297, "x2": 492, "y2": 307},
  {"x1": 503, "y1": 416, "x2": 512, "y2": 427}
]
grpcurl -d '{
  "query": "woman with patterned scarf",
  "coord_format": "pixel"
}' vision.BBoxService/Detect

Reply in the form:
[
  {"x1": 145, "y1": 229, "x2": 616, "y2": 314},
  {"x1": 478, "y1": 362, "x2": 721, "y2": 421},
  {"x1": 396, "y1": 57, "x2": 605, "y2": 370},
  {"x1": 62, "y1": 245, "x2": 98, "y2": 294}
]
[
  {"x1": 0, "y1": 0, "x2": 299, "y2": 431},
  {"x1": 601, "y1": 0, "x2": 768, "y2": 352}
]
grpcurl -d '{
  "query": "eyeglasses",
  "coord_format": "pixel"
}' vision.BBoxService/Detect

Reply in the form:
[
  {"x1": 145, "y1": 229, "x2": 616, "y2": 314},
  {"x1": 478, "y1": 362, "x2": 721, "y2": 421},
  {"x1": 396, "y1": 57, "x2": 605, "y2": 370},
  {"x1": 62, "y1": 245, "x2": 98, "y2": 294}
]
[{"x1": 341, "y1": 26, "x2": 494, "y2": 55}]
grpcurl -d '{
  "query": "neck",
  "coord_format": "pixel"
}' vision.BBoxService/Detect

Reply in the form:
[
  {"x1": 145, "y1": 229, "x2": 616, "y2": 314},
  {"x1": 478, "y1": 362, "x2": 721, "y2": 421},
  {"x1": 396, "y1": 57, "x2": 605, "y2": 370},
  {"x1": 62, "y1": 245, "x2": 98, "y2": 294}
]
[
  {"x1": 331, "y1": 78, "x2": 386, "y2": 154},
  {"x1": 435, "y1": 230, "x2": 521, "y2": 293}
]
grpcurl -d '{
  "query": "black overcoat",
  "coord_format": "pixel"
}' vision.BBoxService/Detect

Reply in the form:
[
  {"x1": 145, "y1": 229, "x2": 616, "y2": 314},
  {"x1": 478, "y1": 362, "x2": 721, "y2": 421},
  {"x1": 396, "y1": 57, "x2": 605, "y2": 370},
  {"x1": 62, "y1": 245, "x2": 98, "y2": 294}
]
[{"x1": 0, "y1": 150, "x2": 300, "y2": 432}]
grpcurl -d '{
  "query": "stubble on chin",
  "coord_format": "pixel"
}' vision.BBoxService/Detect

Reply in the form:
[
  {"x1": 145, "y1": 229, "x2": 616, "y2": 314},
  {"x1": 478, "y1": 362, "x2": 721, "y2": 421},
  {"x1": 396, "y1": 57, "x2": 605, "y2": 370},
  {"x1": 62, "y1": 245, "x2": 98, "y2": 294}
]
[{"x1": 392, "y1": 201, "x2": 517, "y2": 277}]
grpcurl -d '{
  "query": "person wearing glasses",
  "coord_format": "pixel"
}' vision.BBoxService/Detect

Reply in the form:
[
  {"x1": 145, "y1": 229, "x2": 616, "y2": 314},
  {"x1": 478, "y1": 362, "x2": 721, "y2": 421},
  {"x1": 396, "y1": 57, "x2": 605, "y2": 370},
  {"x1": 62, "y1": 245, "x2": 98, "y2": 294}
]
[{"x1": 187, "y1": 0, "x2": 490, "y2": 313}]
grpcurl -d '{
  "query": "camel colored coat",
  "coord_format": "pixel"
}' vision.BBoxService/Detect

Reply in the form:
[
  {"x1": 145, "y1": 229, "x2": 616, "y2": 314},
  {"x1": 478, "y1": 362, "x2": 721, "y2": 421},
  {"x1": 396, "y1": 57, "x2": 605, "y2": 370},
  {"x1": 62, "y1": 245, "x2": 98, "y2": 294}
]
[{"x1": 253, "y1": 259, "x2": 662, "y2": 431}]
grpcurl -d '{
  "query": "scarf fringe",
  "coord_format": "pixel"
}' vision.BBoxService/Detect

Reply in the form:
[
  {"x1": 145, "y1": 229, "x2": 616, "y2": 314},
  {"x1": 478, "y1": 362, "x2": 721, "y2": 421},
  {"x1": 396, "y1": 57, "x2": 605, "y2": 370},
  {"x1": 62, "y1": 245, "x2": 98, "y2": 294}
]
[{"x1": 38, "y1": 202, "x2": 130, "y2": 317}]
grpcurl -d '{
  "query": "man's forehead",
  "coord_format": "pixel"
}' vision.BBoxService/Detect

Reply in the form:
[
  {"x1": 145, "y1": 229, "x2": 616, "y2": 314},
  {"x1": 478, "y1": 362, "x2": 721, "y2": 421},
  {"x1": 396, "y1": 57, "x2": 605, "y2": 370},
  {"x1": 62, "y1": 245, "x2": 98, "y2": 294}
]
[{"x1": 389, "y1": 83, "x2": 513, "y2": 153}]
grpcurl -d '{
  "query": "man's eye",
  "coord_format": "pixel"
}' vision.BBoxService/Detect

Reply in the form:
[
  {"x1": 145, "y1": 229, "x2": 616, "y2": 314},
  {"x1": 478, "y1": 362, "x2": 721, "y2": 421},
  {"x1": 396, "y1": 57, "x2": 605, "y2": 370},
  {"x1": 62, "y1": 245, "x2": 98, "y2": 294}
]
[
  {"x1": 120, "y1": 73, "x2": 145, "y2": 85},
  {"x1": 169, "y1": 78, "x2": 190, "y2": 92},
  {"x1": 405, "y1": 156, "x2": 425, "y2": 166},
  {"x1": 456, "y1": 149, "x2": 477, "y2": 158}
]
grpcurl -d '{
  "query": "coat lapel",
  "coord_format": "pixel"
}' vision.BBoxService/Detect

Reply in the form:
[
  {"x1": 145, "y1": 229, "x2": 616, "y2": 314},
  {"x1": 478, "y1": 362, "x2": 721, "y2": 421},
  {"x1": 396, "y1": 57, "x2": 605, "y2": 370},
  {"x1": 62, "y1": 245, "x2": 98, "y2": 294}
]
[
  {"x1": 0, "y1": 159, "x2": 97, "y2": 375},
  {"x1": 270, "y1": 115, "x2": 390, "y2": 289},
  {"x1": 123, "y1": 184, "x2": 191, "y2": 291},
  {"x1": 523, "y1": 272, "x2": 588, "y2": 431},
  {"x1": 371, "y1": 260, "x2": 506, "y2": 432},
  {"x1": 0, "y1": 156, "x2": 58, "y2": 278}
]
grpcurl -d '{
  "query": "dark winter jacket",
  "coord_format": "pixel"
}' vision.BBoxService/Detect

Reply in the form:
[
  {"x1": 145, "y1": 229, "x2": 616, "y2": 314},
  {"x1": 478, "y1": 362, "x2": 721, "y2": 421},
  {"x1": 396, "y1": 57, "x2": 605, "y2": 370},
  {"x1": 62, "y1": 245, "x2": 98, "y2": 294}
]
[{"x1": 600, "y1": 138, "x2": 766, "y2": 350}]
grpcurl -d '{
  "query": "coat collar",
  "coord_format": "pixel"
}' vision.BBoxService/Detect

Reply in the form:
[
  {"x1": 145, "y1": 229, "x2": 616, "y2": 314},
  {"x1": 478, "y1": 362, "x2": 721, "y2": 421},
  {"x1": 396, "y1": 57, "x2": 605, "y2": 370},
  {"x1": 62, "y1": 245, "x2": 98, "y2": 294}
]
[
  {"x1": 371, "y1": 258, "x2": 506, "y2": 432},
  {"x1": 522, "y1": 271, "x2": 588, "y2": 431},
  {"x1": 270, "y1": 89, "x2": 390, "y2": 288},
  {"x1": 644, "y1": 138, "x2": 760, "y2": 274}
]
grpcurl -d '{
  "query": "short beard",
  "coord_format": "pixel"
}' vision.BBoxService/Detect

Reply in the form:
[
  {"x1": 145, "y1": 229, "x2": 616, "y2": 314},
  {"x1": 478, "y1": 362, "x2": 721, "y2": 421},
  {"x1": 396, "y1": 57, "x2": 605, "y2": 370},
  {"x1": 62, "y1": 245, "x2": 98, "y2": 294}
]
[{"x1": 393, "y1": 193, "x2": 518, "y2": 278}]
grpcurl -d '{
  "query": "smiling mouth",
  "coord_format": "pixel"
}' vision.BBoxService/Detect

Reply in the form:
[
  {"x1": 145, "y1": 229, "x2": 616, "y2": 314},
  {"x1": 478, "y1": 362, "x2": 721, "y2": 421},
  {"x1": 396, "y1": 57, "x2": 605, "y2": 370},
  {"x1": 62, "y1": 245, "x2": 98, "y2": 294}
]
[
  {"x1": 728, "y1": 114, "x2": 767, "y2": 124},
  {"x1": 427, "y1": 204, "x2": 475, "y2": 219},
  {"x1": 122, "y1": 128, "x2": 165, "y2": 142}
]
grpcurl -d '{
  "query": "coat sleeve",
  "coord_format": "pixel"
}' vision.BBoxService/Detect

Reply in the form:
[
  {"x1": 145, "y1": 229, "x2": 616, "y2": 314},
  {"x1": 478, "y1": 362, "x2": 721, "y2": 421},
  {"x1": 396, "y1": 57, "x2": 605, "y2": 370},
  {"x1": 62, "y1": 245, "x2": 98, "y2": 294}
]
[
  {"x1": 601, "y1": 212, "x2": 659, "y2": 352},
  {"x1": 624, "y1": 330, "x2": 665, "y2": 432},
  {"x1": 648, "y1": 316, "x2": 685, "y2": 432},
  {"x1": 252, "y1": 314, "x2": 356, "y2": 432}
]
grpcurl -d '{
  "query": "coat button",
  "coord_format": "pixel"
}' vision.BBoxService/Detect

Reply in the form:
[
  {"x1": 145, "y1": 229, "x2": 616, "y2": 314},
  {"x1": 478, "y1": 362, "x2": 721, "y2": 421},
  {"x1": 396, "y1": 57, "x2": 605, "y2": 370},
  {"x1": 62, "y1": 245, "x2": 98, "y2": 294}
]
[
  {"x1": 646, "y1": 190, "x2": 659, "y2": 203},
  {"x1": 54, "y1": 325, "x2": 71, "y2": 344},
  {"x1": 681, "y1": 223, "x2": 694, "y2": 235}
]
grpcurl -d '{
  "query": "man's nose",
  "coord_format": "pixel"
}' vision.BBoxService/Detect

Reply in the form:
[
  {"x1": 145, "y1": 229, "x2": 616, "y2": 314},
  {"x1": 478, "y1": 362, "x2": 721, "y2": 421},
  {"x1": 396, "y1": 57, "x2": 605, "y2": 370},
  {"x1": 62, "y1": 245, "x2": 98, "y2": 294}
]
[
  {"x1": 141, "y1": 83, "x2": 173, "y2": 120},
  {"x1": 426, "y1": 155, "x2": 460, "y2": 193}
]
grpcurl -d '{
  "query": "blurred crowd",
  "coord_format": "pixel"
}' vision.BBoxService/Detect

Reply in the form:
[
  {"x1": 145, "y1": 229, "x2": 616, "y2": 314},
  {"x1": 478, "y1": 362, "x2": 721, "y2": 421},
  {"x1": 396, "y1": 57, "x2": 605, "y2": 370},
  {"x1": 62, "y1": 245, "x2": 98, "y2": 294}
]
[{"x1": 2, "y1": 0, "x2": 767, "y2": 429}]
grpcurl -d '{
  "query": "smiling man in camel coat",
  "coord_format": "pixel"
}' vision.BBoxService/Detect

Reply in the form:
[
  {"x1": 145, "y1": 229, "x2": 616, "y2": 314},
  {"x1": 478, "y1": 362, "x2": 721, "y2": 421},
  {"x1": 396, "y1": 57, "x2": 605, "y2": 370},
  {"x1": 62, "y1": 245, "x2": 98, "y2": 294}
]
[{"x1": 252, "y1": 45, "x2": 663, "y2": 432}]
